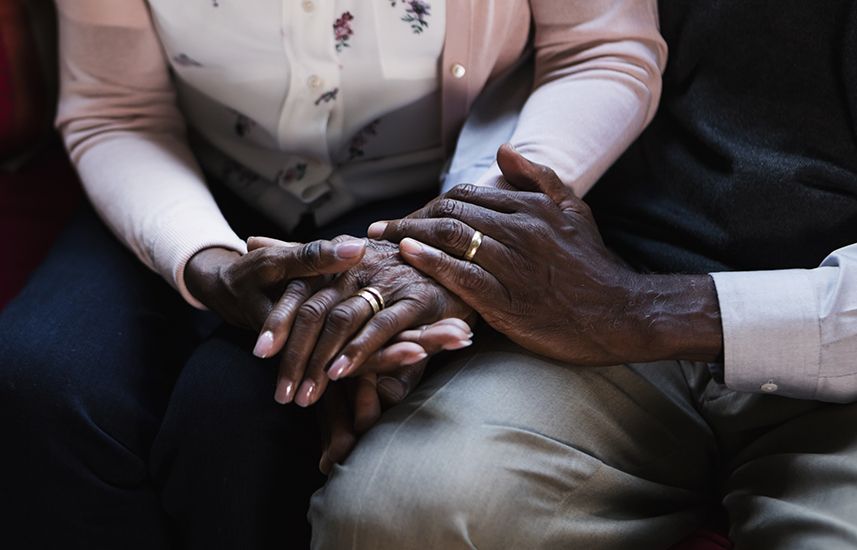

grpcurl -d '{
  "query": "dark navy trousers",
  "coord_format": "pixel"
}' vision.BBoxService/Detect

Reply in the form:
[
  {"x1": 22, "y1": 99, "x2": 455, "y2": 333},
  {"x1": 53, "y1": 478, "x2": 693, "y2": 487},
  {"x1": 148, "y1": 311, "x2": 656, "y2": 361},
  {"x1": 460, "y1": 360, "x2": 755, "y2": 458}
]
[{"x1": 0, "y1": 186, "x2": 434, "y2": 549}]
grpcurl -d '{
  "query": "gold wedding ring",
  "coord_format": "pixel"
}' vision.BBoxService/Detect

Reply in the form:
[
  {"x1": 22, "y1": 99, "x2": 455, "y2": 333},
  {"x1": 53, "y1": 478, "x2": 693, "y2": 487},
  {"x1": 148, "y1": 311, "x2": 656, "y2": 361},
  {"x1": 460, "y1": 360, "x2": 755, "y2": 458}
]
[
  {"x1": 353, "y1": 287, "x2": 385, "y2": 315},
  {"x1": 463, "y1": 230, "x2": 484, "y2": 262}
]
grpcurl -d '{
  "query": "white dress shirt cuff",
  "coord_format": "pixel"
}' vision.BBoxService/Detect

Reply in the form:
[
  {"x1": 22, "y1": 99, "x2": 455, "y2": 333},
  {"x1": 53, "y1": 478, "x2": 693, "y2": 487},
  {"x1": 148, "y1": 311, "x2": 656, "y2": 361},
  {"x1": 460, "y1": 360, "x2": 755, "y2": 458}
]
[{"x1": 711, "y1": 269, "x2": 822, "y2": 400}]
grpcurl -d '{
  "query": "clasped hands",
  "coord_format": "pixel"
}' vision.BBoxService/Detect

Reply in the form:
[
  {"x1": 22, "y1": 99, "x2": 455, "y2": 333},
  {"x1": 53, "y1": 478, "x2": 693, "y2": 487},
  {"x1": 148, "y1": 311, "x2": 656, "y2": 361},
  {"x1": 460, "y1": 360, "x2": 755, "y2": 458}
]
[{"x1": 187, "y1": 145, "x2": 674, "y2": 472}]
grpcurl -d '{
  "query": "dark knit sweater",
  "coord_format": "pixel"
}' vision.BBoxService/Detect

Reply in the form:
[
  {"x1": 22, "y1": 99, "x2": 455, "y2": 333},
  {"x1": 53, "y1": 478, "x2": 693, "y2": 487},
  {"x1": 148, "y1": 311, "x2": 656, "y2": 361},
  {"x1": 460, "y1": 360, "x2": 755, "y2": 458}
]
[{"x1": 586, "y1": 0, "x2": 857, "y2": 274}]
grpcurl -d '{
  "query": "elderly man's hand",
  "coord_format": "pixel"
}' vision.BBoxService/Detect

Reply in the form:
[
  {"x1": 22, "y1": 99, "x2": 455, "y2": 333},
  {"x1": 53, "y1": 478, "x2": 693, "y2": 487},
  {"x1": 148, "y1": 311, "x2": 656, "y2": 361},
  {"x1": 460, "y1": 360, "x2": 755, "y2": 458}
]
[
  {"x1": 185, "y1": 237, "x2": 367, "y2": 331},
  {"x1": 371, "y1": 145, "x2": 723, "y2": 366}
]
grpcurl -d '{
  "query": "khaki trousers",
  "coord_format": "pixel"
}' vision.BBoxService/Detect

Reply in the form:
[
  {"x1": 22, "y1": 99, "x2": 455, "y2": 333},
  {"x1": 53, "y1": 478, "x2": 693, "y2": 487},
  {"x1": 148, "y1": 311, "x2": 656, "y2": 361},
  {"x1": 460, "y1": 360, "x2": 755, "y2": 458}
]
[{"x1": 310, "y1": 331, "x2": 857, "y2": 549}]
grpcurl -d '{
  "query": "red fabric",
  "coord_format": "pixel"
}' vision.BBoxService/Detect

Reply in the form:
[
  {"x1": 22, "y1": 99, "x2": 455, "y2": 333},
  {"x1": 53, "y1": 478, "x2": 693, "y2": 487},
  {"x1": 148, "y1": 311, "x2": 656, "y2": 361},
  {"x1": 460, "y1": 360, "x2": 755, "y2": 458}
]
[
  {"x1": 0, "y1": 18, "x2": 13, "y2": 135},
  {"x1": 0, "y1": 0, "x2": 49, "y2": 157},
  {"x1": 0, "y1": 143, "x2": 81, "y2": 309}
]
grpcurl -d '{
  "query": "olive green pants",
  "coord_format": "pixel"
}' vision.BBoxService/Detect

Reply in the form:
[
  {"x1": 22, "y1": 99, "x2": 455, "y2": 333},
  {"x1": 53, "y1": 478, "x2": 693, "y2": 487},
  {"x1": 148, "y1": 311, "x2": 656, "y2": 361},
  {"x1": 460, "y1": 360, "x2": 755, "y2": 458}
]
[{"x1": 310, "y1": 332, "x2": 857, "y2": 549}]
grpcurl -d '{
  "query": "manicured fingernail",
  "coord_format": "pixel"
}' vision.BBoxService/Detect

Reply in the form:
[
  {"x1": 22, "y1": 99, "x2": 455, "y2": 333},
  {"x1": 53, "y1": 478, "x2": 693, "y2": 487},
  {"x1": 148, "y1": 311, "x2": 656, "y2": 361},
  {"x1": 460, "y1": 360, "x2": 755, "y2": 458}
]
[
  {"x1": 367, "y1": 221, "x2": 388, "y2": 238},
  {"x1": 403, "y1": 351, "x2": 428, "y2": 365},
  {"x1": 443, "y1": 339, "x2": 473, "y2": 351},
  {"x1": 400, "y1": 238, "x2": 424, "y2": 256},
  {"x1": 274, "y1": 380, "x2": 294, "y2": 405},
  {"x1": 335, "y1": 240, "x2": 366, "y2": 259},
  {"x1": 253, "y1": 331, "x2": 274, "y2": 358},
  {"x1": 328, "y1": 355, "x2": 352, "y2": 380},
  {"x1": 295, "y1": 380, "x2": 317, "y2": 407}
]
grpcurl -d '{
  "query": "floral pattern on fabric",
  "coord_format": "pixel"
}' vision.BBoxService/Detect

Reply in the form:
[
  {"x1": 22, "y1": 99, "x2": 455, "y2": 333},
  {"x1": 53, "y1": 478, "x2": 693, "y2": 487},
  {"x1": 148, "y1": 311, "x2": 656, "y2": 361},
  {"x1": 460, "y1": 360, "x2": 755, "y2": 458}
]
[
  {"x1": 276, "y1": 163, "x2": 308, "y2": 185},
  {"x1": 402, "y1": 1, "x2": 430, "y2": 33},
  {"x1": 347, "y1": 119, "x2": 380, "y2": 160},
  {"x1": 221, "y1": 159, "x2": 262, "y2": 190},
  {"x1": 232, "y1": 111, "x2": 256, "y2": 137},
  {"x1": 334, "y1": 12, "x2": 354, "y2": 52},
  {"x1": 315, "y1": 88, "x2": 339, "y2": 105}
]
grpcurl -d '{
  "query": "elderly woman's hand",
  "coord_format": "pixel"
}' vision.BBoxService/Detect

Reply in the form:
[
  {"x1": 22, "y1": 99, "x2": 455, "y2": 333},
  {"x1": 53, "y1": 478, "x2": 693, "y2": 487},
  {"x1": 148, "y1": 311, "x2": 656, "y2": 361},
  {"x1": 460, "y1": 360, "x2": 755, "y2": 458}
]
[
  {"x1": 317, "y1": 318, "x2": 471, "y2": 474},
  {"x1": 372, "y1": 145, "x2": 719, "y2": 366},
  {"x1": 246, "y1": 237, "x2": 474, "y2": 407}
]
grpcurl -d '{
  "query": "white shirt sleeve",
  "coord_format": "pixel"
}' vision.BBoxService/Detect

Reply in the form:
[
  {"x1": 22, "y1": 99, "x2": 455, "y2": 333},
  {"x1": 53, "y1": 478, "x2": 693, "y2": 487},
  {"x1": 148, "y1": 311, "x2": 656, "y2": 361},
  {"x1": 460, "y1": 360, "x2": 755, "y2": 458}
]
[{"x1": 711, "y1": 243, "x2": 857, "y2": 403}]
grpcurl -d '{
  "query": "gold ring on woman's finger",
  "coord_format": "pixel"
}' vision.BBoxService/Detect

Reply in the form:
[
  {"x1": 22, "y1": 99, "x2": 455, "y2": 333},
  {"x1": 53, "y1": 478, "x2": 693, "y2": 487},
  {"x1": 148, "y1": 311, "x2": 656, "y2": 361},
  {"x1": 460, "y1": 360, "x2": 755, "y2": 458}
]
[
  {"x1": 362, "y1": 286, "x2": 385, "y2": 310},
  {"x1": 463, "y1": 230, "x2": 484, "y2": 262},
  {"x1": 352, "y1": 287, "x2": 385, "y2": 315}
]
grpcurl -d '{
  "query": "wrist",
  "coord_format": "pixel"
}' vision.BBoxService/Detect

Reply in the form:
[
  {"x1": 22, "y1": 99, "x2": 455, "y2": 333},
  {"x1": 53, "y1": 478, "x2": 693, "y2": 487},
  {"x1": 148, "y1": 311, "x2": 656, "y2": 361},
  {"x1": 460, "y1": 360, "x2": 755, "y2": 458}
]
[
  {"x1": 185, "y1": 247, "x2": 241, "y2": 306},
  {"x1": 627, "y1": 273, "x2": 724, "y2": 363}
]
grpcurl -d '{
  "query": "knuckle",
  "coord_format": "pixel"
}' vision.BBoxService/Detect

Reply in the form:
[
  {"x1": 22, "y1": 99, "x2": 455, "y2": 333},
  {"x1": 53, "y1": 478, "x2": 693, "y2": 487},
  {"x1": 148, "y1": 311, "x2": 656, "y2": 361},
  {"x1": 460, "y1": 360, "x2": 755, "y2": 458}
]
[
  {"x1": 284, "y1": 278, "x2": 312, "y2": 297},
  {"x1": 434, "y1": 198, "x2": 459, "y2": 219},
  {"x1": 448, "y1": 183, "x2": 477, "y2": 201},
  {"x1": 436, "y1": 218, "x2": 468, "y2": 249},
  {"x1": 297, "y1": 240, "x2": 323, "y2": 270},
  {"x1": 534, "y1": 193, "x2": 555, "y2": 210},
  {"x1": 264, "y1": 307, "x2": 289, "y2": 329},
  {"x1": 535, "y1": 163, "x2": 557, "y2": 181},
  {"x1": 326, "y1": 305, "x2": 357, "y2": 330},
  {"x1": 253, "y1": 250, "x2": 280, "y2": 281},
  {"x1": 297, "y1": 299, "x2": 328, "y2": 324}
]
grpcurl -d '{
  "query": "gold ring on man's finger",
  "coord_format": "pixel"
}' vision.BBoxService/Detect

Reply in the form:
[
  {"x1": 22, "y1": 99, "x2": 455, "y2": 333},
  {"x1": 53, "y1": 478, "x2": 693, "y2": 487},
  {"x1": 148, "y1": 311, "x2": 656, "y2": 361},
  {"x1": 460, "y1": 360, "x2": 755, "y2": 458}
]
[{"x1": 463, "y1": 230, "x2": 484, "y2": 262}]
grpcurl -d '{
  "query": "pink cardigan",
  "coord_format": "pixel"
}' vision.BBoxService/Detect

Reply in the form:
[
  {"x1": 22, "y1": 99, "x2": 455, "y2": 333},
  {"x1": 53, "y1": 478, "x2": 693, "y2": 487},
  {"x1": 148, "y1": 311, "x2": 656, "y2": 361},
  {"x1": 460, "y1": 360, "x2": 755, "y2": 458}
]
[{"x1": 55, "y1": 0, "x2": 666, "y2": 307}]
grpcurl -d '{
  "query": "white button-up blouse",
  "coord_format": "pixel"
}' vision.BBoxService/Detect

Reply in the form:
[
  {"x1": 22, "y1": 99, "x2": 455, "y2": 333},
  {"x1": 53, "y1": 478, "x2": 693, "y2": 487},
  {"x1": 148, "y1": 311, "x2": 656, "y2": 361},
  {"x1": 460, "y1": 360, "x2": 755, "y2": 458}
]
[{"x1": 149, "y1": 0, "x2": 446, "y2": 228}]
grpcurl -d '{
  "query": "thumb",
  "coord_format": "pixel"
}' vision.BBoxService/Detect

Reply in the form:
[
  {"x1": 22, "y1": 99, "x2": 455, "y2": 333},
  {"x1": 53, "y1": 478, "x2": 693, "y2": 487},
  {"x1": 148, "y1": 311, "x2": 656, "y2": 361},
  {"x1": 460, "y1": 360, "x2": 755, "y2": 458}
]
[
  {"x1": 247, "y1": 236, "x2": 301, "y2": 251},
  {"x1": 496, "y1": 144, "x2": 579, "y2": 211}
]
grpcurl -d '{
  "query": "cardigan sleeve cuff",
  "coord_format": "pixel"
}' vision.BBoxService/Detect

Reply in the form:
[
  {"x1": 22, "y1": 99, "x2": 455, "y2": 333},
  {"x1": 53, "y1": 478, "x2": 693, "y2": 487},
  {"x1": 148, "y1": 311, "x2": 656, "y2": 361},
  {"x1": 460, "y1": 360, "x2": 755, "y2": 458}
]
[{"x1": 154, "y1": 210, "x2": 248, "y2": 310}]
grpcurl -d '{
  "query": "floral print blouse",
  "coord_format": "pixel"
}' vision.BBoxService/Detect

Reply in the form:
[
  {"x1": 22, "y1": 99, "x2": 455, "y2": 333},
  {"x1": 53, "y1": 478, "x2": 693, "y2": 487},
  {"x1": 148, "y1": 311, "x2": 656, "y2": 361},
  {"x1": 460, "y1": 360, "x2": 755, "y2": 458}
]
[{"x1": 147, "y1": 0, "x2": 446, "y2": 228}]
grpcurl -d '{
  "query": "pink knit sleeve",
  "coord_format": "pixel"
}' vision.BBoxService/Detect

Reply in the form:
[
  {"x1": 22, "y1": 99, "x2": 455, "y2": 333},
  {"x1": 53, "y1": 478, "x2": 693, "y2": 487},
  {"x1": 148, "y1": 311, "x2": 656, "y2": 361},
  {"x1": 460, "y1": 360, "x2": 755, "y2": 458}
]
[
  {"x1": 474, "y1": 0, "x2": 667, "y2": 197},
  {"x1": 54, "y1": 0, "x2": 246, "y2": 309}
]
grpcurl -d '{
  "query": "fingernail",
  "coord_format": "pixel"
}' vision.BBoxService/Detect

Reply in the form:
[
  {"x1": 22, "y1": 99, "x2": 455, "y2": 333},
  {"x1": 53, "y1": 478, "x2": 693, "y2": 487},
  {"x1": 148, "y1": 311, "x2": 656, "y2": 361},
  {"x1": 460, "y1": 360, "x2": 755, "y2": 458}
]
[
  {"x1": 295, "y1": 380, "x2": 317, "y2": 407},
  {"x1": 443, "y1": 339, "x2": 473, "y2": 351},
  {"x1": 377, "y1": 378, "x2": 407, "y2": 402},
  {"x1": 400, "y1": 238, "x2": 424, "y2": 256},
  {"x1": 367, "y1": 221, "x2": 388, "y2": 238},
  {"x1": 274, "y1": 380, "x2": 294, "y2": 405},
  {"x1": 319, "y1": 451, "x2": 331, "y2": 474},
  {"x1": 335, "y1": 239, "x2": 366, "y2": 259},
  {"x1": 253, "y1": 331, "x2": 274, "y2": 358},
  {"x1": 328, "y1": 355, "x2": 352, "y2": 380},
  {"x1": 403, "y1": 351, "x2": 428, "y2": 365}
]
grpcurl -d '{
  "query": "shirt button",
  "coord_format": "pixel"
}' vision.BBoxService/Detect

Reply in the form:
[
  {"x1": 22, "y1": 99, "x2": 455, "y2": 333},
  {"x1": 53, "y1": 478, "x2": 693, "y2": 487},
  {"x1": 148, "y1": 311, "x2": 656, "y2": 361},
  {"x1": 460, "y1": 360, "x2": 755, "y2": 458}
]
[
  {"x1": 450, "y1": 63, "x2": 466, "y2": 79},
  {"x1": 302, "y1": 0, "x2": 315, "y2": 13},
  {"x1": 760, "y1": 382, "x2": 779, "y2": 393},
  {"x1": 307, "y1": 75, "x2": 324, "y2": 90}
]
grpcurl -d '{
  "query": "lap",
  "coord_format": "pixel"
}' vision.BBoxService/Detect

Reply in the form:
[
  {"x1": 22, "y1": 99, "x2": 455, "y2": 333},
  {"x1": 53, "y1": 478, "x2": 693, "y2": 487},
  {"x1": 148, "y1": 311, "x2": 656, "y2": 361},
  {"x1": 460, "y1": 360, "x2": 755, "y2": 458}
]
[
  {"x1": 702, "y1": 386, "x2": 857, "y2": 548},
  {"x1": 0, "y1": 206, "x2": 195, "y2": 547},
  {"x1": 0, "y1": 206, "x2": 321, "y2": 548},
  {"x1": 311, "y1": 331, "x2": 717, "y2": 549}
]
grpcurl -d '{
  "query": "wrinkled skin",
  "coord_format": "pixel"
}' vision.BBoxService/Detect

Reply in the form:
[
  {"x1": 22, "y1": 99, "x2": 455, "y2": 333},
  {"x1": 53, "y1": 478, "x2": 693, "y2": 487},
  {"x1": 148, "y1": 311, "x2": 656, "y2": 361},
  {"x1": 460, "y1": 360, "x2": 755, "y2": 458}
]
[{"x1": 374, "y1": 144, "x2": 722, "y2": 366}]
